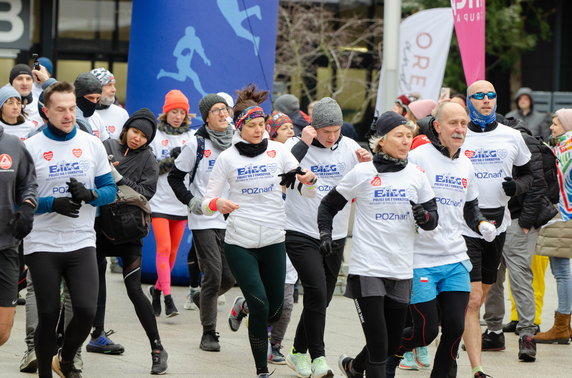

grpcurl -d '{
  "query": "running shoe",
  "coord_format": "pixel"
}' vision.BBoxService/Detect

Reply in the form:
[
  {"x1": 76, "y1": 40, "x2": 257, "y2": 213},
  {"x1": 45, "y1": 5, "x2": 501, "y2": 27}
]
[
  {"x1": 481, "y1": 330, "x2": 505, "y2": 351},
  {"x1": 19, "y1": 348, "x2": 37, "y2": 373},
  {"x1": 148, "y1": 286, "x2": 161, "y2": 316},
  {"x1": 52, "y1": 352, "x2": 82, "y2": 378},
  {"x1": 228, "y1": 296, "x2": 247, "y2": 332},
  {"x1": 414, "y1": 346, "x2": 431, "y2": 368},
  {"x1": 184, "y1": 287, "x2": 199, "y2": 310},
  {"x1": 518, "y1": 335, "x2": 536, "y2": 362},
  {"x1": 151, "y1": 349, "x2": 168, "y2": 375},
  {"x1": 286, "y1": 347, "x2": 312, "y2": 378},
  {"x1": 269, "y1": 344, "x2": 286, "y2": 365},
  {"x1": 338, "y1": 354, "x2": 363, "y2": 378},
  {"x1": 164, "y1": 294, "x2": 179, "y2": 317},
  {"x1": 86, "y1": 330, "x2": 125, "y2": 355},
  {"x1": 200, "y1": 331, "x2": 221, "y2": 352},
  {"x1": 311, "y1": 356, "x2": 333, "y2": 378},
  {"x1": 218, "y1": 294, "x2": 226, "y2": 306},
  {"x1": 191, "y1": 290, "x2": 201, "y2": 309},
  {"x1": 398, "y1": 351, "x2": 419, "y2": 370}
]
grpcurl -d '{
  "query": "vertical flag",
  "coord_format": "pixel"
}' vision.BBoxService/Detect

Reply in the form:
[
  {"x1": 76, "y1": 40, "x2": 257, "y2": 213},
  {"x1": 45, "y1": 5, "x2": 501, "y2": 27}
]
[{"x1": 451, "y1": 0, "x2": 486, "y2": 85}]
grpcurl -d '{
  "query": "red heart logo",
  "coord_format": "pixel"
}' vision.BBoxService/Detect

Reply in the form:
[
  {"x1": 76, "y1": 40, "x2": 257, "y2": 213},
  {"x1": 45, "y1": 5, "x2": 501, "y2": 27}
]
[
  {"x1": 462, "y1": 178, "x2": 468, "y2": 188},
  {"x1": 161, "y1": 140, "x2": 168, "y2": 147},
  {"x1": 108, "y1": 125, "x2": 116, "y2": 133},
  {"x1": 203, "y1": 150, "x2": 211, "y2": 158},
  {"x1": 43, "y1": 151, "x2": 53, "y2": 161},
  {"x1": 370, "y1": 176, "x2": 381, "y2": 186},
  {"x1": 464, "y1": 150, "x2": 475, "y2": 158},
  {"x1": 72, "y1": 148, "x2": 82, "y2": 158},
  {"x1": 266, "y1": 150, "x2": 276, "y2": 158},
  {"x1": 0, "y1": 154, "x2": 12, "y2": 170}
]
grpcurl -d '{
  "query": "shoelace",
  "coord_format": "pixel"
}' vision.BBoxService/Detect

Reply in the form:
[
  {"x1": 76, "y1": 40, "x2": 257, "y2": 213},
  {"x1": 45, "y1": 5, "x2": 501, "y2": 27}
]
[
  {"x1": 104, "y1": 329, "x2": 117, "y2": 338},
  {"x1": 152, "y1": 351, "x2": 162, "y2": 364}
]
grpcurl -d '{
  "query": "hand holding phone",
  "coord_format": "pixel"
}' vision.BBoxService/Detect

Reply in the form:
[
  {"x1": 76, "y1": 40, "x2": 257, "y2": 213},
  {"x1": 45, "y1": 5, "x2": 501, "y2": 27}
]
[{"x1": 32, "y1": 54, "x2": 40, "y2": 71}]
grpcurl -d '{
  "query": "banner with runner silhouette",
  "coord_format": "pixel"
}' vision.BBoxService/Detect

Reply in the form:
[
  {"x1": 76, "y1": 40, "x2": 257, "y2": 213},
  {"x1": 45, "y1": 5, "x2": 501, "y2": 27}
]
[{"x1": 126, "y1": 0, "x2": 279, "y2": 124}]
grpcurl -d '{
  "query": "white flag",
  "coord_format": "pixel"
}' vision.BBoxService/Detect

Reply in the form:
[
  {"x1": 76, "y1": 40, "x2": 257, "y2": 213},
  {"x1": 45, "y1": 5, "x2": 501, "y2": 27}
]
[{"x1": 376, "y1": 8, "x2": 454, "y2": 113}]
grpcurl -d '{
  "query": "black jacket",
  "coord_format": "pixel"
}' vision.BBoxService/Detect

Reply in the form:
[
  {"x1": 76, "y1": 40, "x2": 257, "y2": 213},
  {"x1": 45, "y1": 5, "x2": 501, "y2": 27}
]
[
  {"x1": 505, "y1": 118, "x2": 556, "y2": 228},
  {"x1": 103, "y1": 108, "x2": 159, "y2": 200}
]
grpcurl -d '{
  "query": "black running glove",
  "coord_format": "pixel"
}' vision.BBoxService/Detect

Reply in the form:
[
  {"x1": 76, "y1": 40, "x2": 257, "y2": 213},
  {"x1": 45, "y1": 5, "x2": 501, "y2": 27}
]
[
  {"x1": 52, "y1": 197, "x2": 81, "y2": 218},
  {"x1": 10, "y1": 202, "x2": 35, "y2": 239},
  {"x1": 410, "y1": 200, "x2": 430, "y2": 225},
  {"x1": 319, "y1": 231, "x2": 334, "y2": 257},
  {"x1": 278, "y1": 167, "x2": 305, "y2": 190},
  {"x1": 67, "y1": 177, "x2": 94, "y2": 203},
  {"x1": 170, "y1": 146, "x2": 182, "y2": 160},
  {"x1": 502, "y1": 176, "x2": 517, "y2": 197}
]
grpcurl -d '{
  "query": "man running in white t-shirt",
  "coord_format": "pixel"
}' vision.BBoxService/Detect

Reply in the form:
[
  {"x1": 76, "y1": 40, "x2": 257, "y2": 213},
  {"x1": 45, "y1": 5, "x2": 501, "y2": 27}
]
[
  {"x1": 461, "y1": 80, "x2": 532, "y2": 378},
  {"x1": 91, "y1": 68, "x2": 129, "y2": 141}
]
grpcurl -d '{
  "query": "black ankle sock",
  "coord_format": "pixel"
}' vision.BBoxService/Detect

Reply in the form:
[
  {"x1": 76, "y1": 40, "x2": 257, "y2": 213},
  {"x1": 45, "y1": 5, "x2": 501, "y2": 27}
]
[{"x1": 256, "y1": 367, "x2": 269, "y2": 374}]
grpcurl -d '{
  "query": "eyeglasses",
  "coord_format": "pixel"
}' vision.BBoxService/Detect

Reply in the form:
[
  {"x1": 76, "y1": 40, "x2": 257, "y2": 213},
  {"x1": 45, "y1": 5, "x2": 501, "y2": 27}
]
[
  {"x1": 209, "y1": 106, "x2": 231, "y2": 116},
  {"x1": 469, "y1": 91, "x2": 497, "y2": 100}
]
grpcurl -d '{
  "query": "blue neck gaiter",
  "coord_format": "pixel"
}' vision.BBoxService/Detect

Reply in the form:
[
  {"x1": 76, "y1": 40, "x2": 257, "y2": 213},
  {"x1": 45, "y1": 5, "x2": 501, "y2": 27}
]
[{"x1": 467, "y1": 98, "x2": 497, "y2": 130}]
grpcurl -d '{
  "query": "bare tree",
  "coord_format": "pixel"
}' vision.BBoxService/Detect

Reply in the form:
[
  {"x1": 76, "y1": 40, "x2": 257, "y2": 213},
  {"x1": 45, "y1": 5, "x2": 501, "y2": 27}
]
[{"x1": 275, "y1": 2, "x2": 383, "y2": 123}]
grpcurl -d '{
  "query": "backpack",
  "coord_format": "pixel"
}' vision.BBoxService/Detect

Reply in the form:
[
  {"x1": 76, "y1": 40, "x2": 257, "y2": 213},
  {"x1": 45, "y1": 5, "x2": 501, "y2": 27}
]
[
  {"x1": 189, "y1": 136, "x2": 205, "y2": 183},
  {"x1": 99, "y1": 183, "x2": 152, "y2": 245},
  {"x1": 537, "y1": 138, "x2": 559, "y2": 204}
]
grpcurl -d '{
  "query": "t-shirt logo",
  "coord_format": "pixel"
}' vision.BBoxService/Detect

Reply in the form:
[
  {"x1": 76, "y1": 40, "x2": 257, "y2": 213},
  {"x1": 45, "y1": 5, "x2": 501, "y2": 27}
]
[
  {"x1": 203, "y1": 150, "x2": 211, "y2": 158},
  {"x1": 43, "y1": 151, "x2": 54, "y2": 161},
  {"x1": 462, "y1": 178, "x2": 468, "y2": 188},
  {"x1": 266, "y1": 150, "x2": 276, "y2": 158},
  {"x1": 108, "y1": 125, "x2": 116, "y2": 134},
  {"x1": 161, "y1": 140, "x2": 168, "y2": 147},
  {"x1": 0, "y1": 154, "x2": 12, "y2": 169},
  {"x1": 72, "y1": 149, "x2": 82, "y2": 158},
  {"x1": 416, "y1": 166, "x2": 425, "y2": 173},
  {"x1": 370, "y1": 176, "x2": 382, "y2": 186},
  {"x1": 94, "y1": 130, "x2": 100, "y2": 138},
  {"x1": 465, "y1": 150, "x2": 475, "y2": 158}
]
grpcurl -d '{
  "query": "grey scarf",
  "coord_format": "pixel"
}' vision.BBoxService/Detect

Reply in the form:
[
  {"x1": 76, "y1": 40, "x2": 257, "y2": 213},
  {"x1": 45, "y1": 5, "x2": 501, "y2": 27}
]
[{"x1": 206, "y1": 126, "x2": 234, "y2": 151}]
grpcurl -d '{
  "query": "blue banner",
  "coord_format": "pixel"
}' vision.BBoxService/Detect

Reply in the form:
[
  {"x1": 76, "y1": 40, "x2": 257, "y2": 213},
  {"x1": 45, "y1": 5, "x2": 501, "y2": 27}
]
[{"x1": 126, "y1": 0, "x2": 279, "y2": 124}]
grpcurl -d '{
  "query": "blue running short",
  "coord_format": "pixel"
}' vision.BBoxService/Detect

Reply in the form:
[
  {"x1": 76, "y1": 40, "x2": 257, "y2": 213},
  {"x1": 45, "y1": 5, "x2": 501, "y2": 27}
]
[{"x1": 410, "y1": 260, "x2": 472, "y2": 304}]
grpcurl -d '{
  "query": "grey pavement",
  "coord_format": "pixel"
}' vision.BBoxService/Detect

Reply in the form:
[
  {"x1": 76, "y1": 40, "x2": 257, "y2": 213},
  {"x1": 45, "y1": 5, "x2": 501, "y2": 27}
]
[{"x1": 1, "y1": 255, "x2": 570, "y2": 377}]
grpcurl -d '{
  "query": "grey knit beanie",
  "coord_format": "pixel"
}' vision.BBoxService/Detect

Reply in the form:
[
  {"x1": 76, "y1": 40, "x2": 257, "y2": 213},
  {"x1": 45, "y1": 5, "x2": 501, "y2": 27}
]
[
  {"x1": 273, "y1": 94, "x2": 299, "y2": 115},
  {"x1": 311, "y1": 97, "x2": 343, "y2": 128},
  {"x1": 199, "y1": 93, "x2": 228, "y2": 122},
  {"x1": 0, "y1": 85, "x2": 21, "y2": 108},
  {"x1": 74, "y1": 72, "x2": 102, "y2": 98}
]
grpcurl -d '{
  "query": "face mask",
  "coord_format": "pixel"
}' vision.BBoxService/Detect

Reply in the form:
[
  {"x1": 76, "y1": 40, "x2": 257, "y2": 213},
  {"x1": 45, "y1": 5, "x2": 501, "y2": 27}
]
[{"x1": 76, "y1": 96, "x2": 97, "y2": 117}]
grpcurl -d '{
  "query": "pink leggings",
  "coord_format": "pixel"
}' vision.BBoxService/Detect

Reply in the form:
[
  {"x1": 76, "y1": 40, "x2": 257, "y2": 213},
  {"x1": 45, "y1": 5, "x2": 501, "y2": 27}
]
[{"x1": 152, "y1": 217, "x2": 187, "y2": 296}]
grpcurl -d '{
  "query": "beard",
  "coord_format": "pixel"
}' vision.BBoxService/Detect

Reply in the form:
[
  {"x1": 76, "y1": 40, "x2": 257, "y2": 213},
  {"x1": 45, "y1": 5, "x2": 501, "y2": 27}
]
[{"x1": 99, "y1": 95, "x2": 115, "y2": 106}]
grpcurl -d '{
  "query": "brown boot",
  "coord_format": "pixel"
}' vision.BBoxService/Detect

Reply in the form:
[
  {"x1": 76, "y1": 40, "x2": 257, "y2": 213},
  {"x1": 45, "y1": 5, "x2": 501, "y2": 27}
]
[{"x1": 533, "y1": 312, "x2": 571, "y2": 344}]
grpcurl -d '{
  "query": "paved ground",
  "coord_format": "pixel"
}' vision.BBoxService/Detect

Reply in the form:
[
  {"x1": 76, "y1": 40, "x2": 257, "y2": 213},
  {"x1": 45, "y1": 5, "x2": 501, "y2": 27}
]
[{"x1": 1, "y1": 253, "x2": 570, "y2": 377}]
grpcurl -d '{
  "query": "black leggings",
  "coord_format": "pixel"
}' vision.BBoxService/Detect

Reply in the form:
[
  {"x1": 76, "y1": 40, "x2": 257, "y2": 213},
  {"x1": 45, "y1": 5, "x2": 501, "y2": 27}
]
[
  {"x1": 93, "y1": 240, "x2": 162, "y2": 351},
  {"x1": 224, "y1": 242, "x2": 285, "y2": 373},
  {"x1": 400, "y1": 291, "x2": 469, "y2": 378},
  {"x1": 25, "y1": 248, "x2": 98, "y2": 378},
  {"x1": 187, "y1": 241, "x2": 201, "y2": 288},
  {"x1": 352, "y1": 296, "x2": 409, "y2": 378},
  {"x1": 285, "y1": 231, "x2": 344, "y2": 359}
]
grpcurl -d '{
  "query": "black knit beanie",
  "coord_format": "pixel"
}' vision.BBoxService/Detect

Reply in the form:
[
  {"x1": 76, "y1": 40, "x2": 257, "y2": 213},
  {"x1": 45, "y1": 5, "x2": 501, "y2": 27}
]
[{"x1": 9, "y1": 64, "x2": 33, "y2": 84}]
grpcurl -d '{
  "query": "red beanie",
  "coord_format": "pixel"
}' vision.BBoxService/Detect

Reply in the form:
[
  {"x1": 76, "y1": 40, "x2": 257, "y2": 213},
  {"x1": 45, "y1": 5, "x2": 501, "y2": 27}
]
[{"x1": 163, "y1": 90, "x2": 190, "y2": 115}]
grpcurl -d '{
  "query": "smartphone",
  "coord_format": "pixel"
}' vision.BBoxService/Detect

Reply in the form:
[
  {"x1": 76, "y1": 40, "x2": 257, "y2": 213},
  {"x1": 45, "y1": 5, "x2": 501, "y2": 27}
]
[
  {"x1": 32, "y1": 54, "x2": 40, "y2": 71},
  {"x1": 440, "y1": 87, "x2": 451, "y2": 100}
]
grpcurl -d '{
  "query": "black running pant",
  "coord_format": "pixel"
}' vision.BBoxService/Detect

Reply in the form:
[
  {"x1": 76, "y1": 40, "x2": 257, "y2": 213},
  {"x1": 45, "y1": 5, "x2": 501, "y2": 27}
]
[
  {"x1": 187, "y1": 239, "x2": 201, "y2": 288},
  {"x1": 93, "y1": 240, "x2": 161, "y2": 351},
  {"x1": 399, "y1": 292, "x2": 469, "y2": 378},
  {"x1": 352, "y1": 295, "x2": 409, "y2": 378},
  {"x1": 25, "y1": 247, "x2": 98, "y2": 378},
  {"x1": 285, "y1": 231, "x2": 344, "y2": 359}
]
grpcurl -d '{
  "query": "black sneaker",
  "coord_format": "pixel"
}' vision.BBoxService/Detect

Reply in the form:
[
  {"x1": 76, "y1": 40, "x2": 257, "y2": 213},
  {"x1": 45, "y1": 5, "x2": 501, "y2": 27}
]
[
  {"x1": 151, "y1": 349, "x2": 168, "y2": 375},
  {"x1": 164, "y1": 295, "x2": 179, "y2": 318},
  {"x1": 200, "y1": 331, "x2": 221, "y2": 352},
  {"x1": 148, "y1": 286, "x2": 161, "y2": 316},
  {"x1": 52, "y1": 353, "x2": 82, "y2": 378},
  {"x1": 481, "y1": 330, "x2": 505, "y2": 351},
  {"x1": 518, "y1": 335, "x2": 536, "y2": 362},
  {"x1": 338, "y1": 354, "x2": 363, "y2": 377},
  {"x1": 86, "y1": 330, "x2": 125, "y2": 355},
  {"x1": 502, "y1": 320, "x2": 518, "y2": 334}
]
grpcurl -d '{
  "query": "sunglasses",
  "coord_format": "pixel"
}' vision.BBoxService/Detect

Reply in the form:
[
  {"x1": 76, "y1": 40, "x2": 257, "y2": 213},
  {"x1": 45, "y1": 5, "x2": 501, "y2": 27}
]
[{"x1": 469, "y1": 91, "x2": 497, "y2": 100}]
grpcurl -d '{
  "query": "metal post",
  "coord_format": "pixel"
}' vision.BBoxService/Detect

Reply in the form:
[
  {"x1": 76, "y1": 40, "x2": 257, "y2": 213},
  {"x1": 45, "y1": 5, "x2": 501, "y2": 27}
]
[{"x1": 380, "y1": 0, "x2": 401, "y2": 112}]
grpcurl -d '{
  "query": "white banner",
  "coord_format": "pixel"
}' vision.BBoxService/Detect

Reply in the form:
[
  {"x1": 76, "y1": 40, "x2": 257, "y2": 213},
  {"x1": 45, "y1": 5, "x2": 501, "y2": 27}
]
[{"x1": 376, "y1": 8, "x2": 454, "y2": 113}]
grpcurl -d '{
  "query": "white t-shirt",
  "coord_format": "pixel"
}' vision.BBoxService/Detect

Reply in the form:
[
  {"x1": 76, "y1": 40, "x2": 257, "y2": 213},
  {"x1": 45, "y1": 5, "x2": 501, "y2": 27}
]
[
  {"x1": 96, "y1": 104, "x2": 129, "y2": 140},
  {"x1": 285, "y1": 137, "x2": 361, "y2": 240},
  {"x1": 86, "y1": 112, "x2": 110, "y2": 141},
  {"x1": 23, "y1": 130, "x2": 111, "y2": 254},
  {"x1": 0, "y1": 119, "x2": 37, "y2": 141},
  {"x1": 174, "y1": 135, "x2": 227, "y2": 230},
  {"x1": 461, "y1": 123, "x2": 531, "y2": 236},
  {"x1": 24, "y1": 94, "x2": 43, "y2": 128},
  {"x1": 409, "y1": 144, "x2": 478, "y2": 268},
  {"x1": 204, "y1": 137, "x2": 299, "y2": 231},
  {"x1": 149, "y1": 128, "x2": 195, "y2": 217},
  {"x1": 336, "y1": 161, "x2": 435, "y2": 279}
]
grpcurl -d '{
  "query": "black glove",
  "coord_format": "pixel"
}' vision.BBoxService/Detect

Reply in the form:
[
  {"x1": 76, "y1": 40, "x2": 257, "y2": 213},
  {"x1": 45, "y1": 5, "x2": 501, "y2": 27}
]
[
  {"x1": 410, "y1": 200, "x2": 429, "y2": 225},
  {"x1": 502, "y1": 176, "x2": 517, "y2": 196},
  {"x1": 170, "y1": 146, "x2": 182, "y2": 160},
  {"x1": 10, "y1": 202, "x2": 35, "y2": 239},
  {"x1": 278, "y1": 167, "x2": 305, "y2": 190},
  {"x1": 67, "y1": 177, "x2": 94, "y2": 203},
  {"x1": 319, "y1": 231, "x2": 334, "y2": 257},
  {"x1": 52, "y1": 197, "x2": 81, "y2": 218}
]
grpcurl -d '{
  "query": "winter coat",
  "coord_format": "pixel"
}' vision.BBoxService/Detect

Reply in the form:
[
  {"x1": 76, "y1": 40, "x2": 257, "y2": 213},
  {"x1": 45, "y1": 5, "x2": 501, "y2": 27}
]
[
  {"x1": 535, "y1": 213, "x2": 572, "y2": 258},
  {"x1": 505, "y1": 87, "x2": 551, "y2": 141}
]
